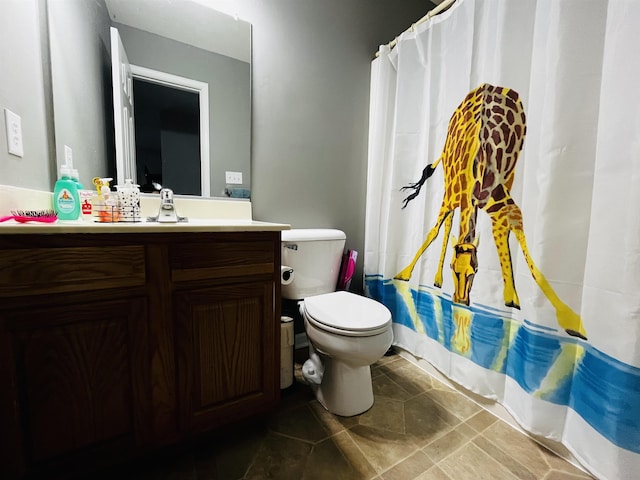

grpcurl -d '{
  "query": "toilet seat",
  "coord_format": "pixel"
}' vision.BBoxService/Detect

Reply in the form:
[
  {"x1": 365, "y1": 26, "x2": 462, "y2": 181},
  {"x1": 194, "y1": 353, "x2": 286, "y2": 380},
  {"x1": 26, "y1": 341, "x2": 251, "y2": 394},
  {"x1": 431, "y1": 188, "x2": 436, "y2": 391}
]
[{"x1": 303, "y1": 291, "x2": 391, "y2": 337}]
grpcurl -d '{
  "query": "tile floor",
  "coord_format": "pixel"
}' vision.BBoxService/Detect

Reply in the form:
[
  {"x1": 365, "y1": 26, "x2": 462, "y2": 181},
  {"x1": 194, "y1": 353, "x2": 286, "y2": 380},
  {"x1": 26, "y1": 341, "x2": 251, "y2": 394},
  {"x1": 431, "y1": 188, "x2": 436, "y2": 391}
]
[{"x1": 99, "y1": 350, "x2": 595, "y2": 480}]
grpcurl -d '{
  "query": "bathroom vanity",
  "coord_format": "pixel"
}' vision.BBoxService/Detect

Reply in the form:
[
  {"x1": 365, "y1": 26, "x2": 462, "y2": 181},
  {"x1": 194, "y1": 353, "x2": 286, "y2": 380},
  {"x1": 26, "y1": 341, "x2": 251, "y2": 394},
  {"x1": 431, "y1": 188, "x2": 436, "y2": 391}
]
[{"x1": 0, "y1": 222, "x2": 287, "y2": 479}]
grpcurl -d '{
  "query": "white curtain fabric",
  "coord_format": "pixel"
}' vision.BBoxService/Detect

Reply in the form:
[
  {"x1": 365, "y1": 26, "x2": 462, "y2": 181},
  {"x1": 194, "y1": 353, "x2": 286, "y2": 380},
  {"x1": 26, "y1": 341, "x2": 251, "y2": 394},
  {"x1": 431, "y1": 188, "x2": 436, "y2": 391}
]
[{"x1": 364, "y1": 1, "x2": 640, "y2": 479}]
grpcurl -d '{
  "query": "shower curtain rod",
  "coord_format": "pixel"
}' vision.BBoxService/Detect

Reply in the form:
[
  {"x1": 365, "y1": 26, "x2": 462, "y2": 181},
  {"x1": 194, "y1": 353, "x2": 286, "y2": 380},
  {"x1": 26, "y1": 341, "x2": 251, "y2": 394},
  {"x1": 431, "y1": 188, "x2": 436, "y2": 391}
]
[{"x1": 375, "y1": 0, "x2": 456, "y2": 57}]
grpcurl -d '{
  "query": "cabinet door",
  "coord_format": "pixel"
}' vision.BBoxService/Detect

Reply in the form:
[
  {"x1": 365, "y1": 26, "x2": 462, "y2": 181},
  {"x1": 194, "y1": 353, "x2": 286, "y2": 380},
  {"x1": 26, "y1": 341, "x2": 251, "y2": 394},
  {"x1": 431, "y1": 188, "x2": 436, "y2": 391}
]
[
  {"x1": 0, "y1": 298, "x2": 148, "y2": 476},
  {"x1": 174, "y1": 281, "x2": 278, "y2": 433}
]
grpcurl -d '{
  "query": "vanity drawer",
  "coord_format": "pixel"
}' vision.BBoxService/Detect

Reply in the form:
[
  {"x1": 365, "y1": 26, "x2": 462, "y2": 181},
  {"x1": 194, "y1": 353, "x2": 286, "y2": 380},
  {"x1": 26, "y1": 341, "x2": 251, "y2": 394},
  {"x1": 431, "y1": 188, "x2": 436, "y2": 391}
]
[
  {"x1": 0, "y1": 246, "x2": 146, "y2": 298},
  {"x1": 169, "y1": 240, "x2": 275, "y2": 282}
]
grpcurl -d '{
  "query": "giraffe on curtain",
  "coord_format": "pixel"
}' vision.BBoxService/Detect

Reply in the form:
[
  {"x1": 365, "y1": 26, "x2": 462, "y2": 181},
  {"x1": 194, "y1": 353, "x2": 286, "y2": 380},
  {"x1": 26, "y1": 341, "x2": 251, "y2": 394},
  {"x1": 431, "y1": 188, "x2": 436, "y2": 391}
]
[{"x1": 395, "y1": 83, "x2": 587, "y2": 340}]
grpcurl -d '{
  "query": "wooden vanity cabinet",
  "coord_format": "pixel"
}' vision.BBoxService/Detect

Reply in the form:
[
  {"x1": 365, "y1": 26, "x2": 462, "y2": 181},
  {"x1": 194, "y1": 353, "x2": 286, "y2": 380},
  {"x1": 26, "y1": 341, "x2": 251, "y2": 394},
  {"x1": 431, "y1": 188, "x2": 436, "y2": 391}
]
[
  {"x1": 170, "y1": 236, "x2": 280, "y2": 435},
  {"x1": 0, "y1": 231, "x2": 282, "y2": 479}
]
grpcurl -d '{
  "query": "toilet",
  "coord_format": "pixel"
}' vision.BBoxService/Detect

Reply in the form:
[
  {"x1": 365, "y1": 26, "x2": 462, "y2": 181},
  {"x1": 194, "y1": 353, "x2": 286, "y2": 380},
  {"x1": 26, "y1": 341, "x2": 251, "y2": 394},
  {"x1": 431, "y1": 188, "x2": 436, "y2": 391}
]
[{"x1": 282, "y1": 229, "x2": 393, "y2": 416}]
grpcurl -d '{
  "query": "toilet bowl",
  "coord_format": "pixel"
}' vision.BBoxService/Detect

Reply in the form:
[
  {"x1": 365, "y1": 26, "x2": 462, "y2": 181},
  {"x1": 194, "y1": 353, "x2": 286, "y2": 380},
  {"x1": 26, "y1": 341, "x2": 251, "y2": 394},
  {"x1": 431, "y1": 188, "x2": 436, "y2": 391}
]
[{"x1": 300, "y1": 291, "x2": 393, "y2": 416}]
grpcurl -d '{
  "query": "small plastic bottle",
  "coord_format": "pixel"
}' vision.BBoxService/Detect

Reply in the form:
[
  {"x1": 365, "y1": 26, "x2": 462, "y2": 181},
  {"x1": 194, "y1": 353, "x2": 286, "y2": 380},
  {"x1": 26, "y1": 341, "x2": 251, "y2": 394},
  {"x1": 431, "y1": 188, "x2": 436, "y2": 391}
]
[
  {"x1": 70, "y1": 167, "x2": 93, "y2": 221},
  {"x1": 53, "y1": 163, "x2": 80, "y2": 220},
  {"x1": 79, "y1": 189, "x2": 94, "y2": 221}
]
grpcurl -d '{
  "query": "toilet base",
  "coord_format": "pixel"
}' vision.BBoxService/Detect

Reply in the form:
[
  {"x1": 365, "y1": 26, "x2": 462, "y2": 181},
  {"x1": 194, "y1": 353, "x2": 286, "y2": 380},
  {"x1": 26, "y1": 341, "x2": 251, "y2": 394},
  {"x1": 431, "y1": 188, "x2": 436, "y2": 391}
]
[{"x1": 311, "y1": 355, "x2": 374, "y2": 417}]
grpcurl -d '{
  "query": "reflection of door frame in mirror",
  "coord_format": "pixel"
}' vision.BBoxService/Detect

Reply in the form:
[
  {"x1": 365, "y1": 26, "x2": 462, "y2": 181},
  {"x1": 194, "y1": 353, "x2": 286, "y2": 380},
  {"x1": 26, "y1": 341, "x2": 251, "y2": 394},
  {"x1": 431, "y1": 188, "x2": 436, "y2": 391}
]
[
  {"x1": 111, "y1": 26, "x2": 136, "y2": 188},
  {"x1": 129, "y1": 65, "x2": 211, "y2": 197}
]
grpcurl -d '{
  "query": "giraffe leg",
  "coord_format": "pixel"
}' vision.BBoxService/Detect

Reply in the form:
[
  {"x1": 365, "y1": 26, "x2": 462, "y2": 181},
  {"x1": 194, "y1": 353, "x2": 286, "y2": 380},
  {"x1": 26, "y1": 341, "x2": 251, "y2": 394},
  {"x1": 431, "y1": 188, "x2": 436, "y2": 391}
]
[
  {"x1": 395, "y1": 207, "x2": 452, "y2": 282},
  {"x1": 491, "y1": 217, "x2": 520, "y2": 308},
  {"x1": 499, "y1": 204, "x2": 588, "y2": 340},
  {"x1": 511, "y1": 229, "x2": 587, "y2": 339},
  {"x1": 434, "y1": 211, "x2": 453, "y2": 287}
]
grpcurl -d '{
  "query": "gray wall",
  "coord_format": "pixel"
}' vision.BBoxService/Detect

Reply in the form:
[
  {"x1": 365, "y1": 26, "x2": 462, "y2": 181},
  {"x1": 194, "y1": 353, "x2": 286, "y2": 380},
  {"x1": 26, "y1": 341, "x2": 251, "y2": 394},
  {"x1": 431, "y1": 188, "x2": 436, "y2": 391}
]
[
  {"x1": 227, "y1": 0, "x2": 434, "y2": 292},
  {"x1": 48, "y1": 0, "x2": 112, "y2": 188},
  {"x1": 0, "y1": 0, "x2": 52, "y2": 191}
]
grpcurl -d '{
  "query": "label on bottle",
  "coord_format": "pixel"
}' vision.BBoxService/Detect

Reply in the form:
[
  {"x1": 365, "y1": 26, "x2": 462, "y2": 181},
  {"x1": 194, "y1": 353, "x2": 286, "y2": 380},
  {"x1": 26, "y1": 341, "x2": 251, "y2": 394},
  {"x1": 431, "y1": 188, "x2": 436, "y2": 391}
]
[
  {"x1": 56, "y1": 188, "x2": 76, "y2": 213},
  {"x1": 81, "y1": 200, "x2": 92, "y2": 216},
  {"x1": 79, "y1": 190, "x2": 93, "y2": 217}
]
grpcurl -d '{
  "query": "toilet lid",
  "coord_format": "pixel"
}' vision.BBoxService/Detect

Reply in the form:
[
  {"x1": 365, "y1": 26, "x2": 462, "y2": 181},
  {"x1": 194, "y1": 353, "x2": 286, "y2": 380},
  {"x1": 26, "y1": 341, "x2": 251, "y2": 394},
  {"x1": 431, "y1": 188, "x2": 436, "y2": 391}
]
[{"x1": 303, "y1": 291, "x2": 391, "y2": 335}]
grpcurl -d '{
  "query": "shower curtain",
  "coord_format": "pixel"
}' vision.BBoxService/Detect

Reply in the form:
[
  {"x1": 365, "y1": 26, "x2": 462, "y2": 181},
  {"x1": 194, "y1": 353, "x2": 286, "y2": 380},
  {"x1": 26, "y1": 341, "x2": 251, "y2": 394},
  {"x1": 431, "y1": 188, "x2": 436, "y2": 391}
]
[{"x1": 364, "y1": 1, "x2": 640, "y2": 479}]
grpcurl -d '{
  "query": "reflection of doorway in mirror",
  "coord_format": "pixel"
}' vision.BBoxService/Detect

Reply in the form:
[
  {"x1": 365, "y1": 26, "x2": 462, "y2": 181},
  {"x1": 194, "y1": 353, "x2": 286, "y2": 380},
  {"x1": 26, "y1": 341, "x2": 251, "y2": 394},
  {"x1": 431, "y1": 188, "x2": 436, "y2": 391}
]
[
  {"x1": 133, "y1": 79, "x2": 201, "y2": 195},
  {"x1": 110, "y1": 24, "x2": 211, "y2": 195},
  {"x1": 128, "y1": 65, "x2": 211, "y2": 196}
]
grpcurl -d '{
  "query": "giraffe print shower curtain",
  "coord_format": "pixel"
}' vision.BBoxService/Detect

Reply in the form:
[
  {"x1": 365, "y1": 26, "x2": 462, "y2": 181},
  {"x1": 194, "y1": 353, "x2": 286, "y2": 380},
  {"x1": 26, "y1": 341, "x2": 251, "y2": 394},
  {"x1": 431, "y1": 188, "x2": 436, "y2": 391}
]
[{"x1": 364, "y1": 1, "x2": 640, "y2": 478}]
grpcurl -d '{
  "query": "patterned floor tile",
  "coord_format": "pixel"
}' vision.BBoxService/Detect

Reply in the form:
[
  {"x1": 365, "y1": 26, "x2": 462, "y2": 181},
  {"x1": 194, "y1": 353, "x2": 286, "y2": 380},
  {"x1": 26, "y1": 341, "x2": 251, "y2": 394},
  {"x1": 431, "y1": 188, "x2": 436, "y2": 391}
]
[
  {"x1": 380, "y1": 450, "x2": 433, "y2": 480},
  {"x1": 472, "y1": 434, "x2": 538, "y2": 480},
  {"x1": 358, "y1": 396, "x2": 405, "y2": 434},
  {"x1": 438, "y1": 442, "x2": 520, "y2": 480},
  {"x1": 481, "y1": 421, "x2": 593, "y2": 479},
  {"x1": 302, "y1": 433, "x2": 377, "y2": 480},
  {"x1": 414, "y1": 465, "x2": 453, "y2": 480},
  {"x1": 404, "y1": 393, "x2": 462, "y2": 447},
  {"x1": 95, "y1": 351, "x2": 595, "y2": 480},
  {"x1": 267, "y1": 403, "x2": 331, "y2": 443},
  {"x1": 464, "y1": 409, "x2": 499, "y2": 433},
  {"x1": 422, "y1": 428, "x2": 475, "y2": 463},
  {"x1": 372, "y1": 372, "x2": 415, "y2": 401},
  {"x1": 382, "y1": 363, "x2": 435, "y2": 396},
  {"x1": 346, "y1": 424, "x2": 420, "y2": 473},
  {"x1": 244, "y1": 432, "x2": 312, "y2": 480},
  {"x1": 426, "y1": 385, "x2": 483, "y2": 421}
]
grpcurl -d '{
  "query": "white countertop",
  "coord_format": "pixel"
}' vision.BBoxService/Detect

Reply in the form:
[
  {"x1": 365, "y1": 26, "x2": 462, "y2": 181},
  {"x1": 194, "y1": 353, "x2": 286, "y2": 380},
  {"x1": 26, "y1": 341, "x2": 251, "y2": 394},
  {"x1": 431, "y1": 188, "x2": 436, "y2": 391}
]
[
  {"x1": 0, "y1": 185, "x2": 290, "y2": 234},
  {"x1": 0, "y1": 218, "x2": 290, "y2": 234}
]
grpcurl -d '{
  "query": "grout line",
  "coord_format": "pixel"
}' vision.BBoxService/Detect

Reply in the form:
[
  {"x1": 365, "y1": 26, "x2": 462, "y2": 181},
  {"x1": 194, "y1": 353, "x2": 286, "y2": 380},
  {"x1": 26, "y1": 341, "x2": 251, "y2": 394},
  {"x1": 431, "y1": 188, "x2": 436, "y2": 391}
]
[
  {"x1": 421, "y1": 430, "x2": 477, "y2": 470},
  {"x1": 268, "y1": 429, "x2": 321, "y2": 446},
  {"x1": 376, "y1": 449, "x2": 428, "y2": 478},
  {"x1": 342, "y1": 428, "x2": 387, "y2": 476}
]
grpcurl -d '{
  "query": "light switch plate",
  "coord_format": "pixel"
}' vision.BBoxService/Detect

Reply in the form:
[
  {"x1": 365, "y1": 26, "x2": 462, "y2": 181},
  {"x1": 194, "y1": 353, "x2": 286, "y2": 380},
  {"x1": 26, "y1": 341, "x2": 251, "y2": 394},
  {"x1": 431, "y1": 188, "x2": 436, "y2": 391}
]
[
  {"x1": 4, "y1": 108, "x2": 24, "y2": 157},
  {"x1": 64, "y1": 145, "x2": 73, "y2": 165}
]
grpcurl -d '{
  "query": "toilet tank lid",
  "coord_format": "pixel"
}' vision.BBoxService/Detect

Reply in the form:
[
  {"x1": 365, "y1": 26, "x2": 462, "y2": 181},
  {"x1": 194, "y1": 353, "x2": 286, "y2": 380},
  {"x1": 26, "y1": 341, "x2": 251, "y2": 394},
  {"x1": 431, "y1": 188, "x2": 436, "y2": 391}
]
[{"x1": 282, "y1": 229, "x2": 346, "y2": 242}]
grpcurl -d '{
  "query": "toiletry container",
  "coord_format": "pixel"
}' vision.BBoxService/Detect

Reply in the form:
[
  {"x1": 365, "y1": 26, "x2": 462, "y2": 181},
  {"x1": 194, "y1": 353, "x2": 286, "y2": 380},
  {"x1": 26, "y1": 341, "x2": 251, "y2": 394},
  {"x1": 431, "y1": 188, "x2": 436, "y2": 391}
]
[
  {"x1": 71, "y1": 168, "x2": 83, "y2": 189},
  {"x1": 53, "y1": 163, "x2": 80, "y2": 220},
  {"x1": 116, "y1": 179, "x2": 141, "y2": 222},
  {"x1": 281, "y1": 316, "x2": 295, "y2": 389},
  {"x1": 79, "y1": 190, "x2": 94, "y2": 220},
  {"x1": 92, "y1": 177, "x2": 120, "y2": 223}
]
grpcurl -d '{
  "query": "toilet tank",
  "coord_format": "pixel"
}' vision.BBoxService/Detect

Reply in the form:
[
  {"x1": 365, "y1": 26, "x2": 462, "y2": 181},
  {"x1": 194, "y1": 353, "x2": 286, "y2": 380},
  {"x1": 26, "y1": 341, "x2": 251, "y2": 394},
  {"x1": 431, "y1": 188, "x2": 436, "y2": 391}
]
[{"x1": 281, "y1": 229, "x2": 346, "y2": 300}]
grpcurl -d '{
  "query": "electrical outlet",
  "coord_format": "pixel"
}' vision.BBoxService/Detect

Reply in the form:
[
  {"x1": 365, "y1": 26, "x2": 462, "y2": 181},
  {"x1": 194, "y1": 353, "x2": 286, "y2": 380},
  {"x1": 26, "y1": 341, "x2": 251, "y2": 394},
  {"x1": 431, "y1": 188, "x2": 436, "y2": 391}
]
[
  {"x1": 225, "y1": 171, "x2": 243, "y2": 184},
  {"x1": 4, "y1": 109, "x2": 24, "y2": 157}
]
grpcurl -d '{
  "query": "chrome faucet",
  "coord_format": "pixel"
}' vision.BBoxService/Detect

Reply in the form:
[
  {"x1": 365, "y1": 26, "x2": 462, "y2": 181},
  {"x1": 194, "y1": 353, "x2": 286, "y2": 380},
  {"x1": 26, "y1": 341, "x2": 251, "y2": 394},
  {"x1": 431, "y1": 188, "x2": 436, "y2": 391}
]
[{"x1": 147, "y1": 188, "x2": 188, "y2": 223}]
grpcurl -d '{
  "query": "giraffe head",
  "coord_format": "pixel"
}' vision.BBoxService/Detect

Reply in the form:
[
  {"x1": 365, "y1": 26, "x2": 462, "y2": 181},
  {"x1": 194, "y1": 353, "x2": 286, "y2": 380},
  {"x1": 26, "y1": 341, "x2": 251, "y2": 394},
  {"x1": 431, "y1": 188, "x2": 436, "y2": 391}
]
[{"x1": 450, "y1": 239, "x2": 479, "y2": 305}]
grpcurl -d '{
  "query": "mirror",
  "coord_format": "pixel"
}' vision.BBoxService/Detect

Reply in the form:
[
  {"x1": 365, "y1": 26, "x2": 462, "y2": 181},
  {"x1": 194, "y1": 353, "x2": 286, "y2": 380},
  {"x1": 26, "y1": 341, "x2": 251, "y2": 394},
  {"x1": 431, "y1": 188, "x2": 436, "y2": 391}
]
[{"x1": 47, "y1": 0, "x2": 251, "y2": 198}]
